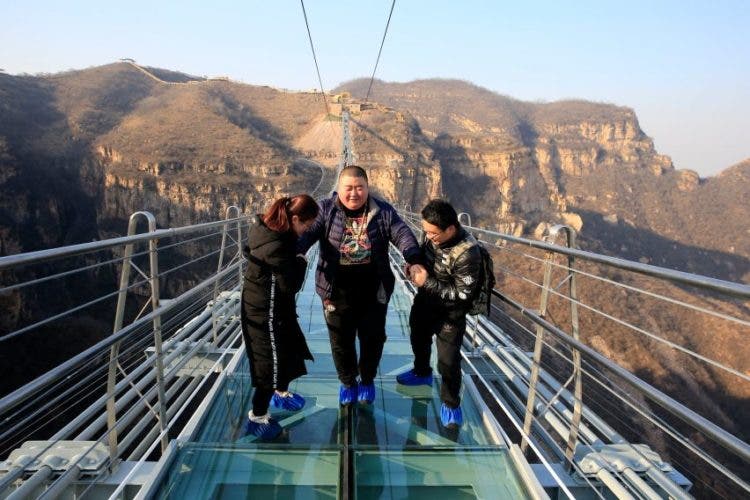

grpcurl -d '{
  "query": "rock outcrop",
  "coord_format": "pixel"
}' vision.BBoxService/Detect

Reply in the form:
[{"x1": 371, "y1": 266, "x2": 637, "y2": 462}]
[
  {"x1": 1, "y1": 66, "x2": 748, "y2": 436},
  {"x1": 337, "y1": 78, "x2": 748, "y2": 283}
]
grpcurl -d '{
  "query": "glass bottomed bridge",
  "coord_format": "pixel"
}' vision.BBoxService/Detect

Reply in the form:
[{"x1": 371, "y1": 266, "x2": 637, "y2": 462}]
[
  {"x1": 0, "y1": 209, "x2": 748, "y2": 499},
  {"x1": 150, "y1": 249, "x2": 531, "y2": 499}
]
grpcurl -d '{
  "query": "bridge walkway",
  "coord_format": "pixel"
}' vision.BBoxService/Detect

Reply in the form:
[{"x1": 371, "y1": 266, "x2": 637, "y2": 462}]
[{"x1": 147, "y1": 252, "x2": 535, "y2": 499}]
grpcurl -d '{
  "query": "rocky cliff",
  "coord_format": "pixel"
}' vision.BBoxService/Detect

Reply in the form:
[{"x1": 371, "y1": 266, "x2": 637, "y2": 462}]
[
  {"x1": 337, "y1": 78, "x2": 749, "y2": 283},
  {"x1": 1, "y1": 66, "x2": 748, "y2": 449},
  {"x1": 3, "y1": 66, "x2": 746, "y2": 283}
]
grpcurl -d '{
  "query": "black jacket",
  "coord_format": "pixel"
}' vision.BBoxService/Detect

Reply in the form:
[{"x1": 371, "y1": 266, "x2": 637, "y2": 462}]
[
  {"x1": 241, "y1": 217, "x2": 313, "y2": 389},
  {"x1": 418, "y1": 227, "x2": 483, "y2": 319}
]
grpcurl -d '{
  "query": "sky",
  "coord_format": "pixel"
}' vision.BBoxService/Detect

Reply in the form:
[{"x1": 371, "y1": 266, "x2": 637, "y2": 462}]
[{"x1": 1, "y1": 1, "x2": 748, "y2": 177}]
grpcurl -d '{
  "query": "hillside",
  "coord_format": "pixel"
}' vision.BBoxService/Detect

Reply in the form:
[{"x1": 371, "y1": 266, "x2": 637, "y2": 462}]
[
  {"x1": 337, "y1": 78, "x2": 749, "y2": 283},
  {"x1": 0, "y1": 65, "x2": 747, "y2": 457},
  {"x1": 0, "y1": 63, "x2": 441, "y2": 393}
]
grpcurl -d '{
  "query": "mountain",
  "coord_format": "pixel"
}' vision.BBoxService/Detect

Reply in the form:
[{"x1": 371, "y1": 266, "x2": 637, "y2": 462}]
[
  {"x1": 0, "y1": 65, "x2": 747, "y2": 454},
  {"x1": 0, "y1": 63, "x2": 441, "y2": 393},
  {"x1": 336, "y1": 78, "x2": 750, "y2": 283},
  {"x1": 2, "y1": 65, "x2": 746, "y2": 282}
]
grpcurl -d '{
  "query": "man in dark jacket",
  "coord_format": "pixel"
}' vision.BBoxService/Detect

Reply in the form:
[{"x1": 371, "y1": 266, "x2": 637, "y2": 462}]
[
  {"x1": 298, "y1": 165, "x2": 424, "y2": 405},
  {"x1": 397, "y1": 199, "x2": 483, "y2": 429}
]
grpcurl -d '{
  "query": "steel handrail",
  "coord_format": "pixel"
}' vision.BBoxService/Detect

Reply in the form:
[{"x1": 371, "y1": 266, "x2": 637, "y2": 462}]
[
  {"x1": 0, "y1": 263, "x2": 241, "y2": 415},
  {"x1": 0, "y1": 215, "x2": 254, "y2": 271},
  {"x1": 399, "y1": 210, "x2": 750, "y2": 298},
  {"x1": 494, "y1": 289, "x2": 750, "y2": 463}
]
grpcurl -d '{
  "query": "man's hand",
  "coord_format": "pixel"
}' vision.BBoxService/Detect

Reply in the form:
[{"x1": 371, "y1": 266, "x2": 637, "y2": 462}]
[{"x1": 409, "y1": 263, "x2": 428, "y2": 287}]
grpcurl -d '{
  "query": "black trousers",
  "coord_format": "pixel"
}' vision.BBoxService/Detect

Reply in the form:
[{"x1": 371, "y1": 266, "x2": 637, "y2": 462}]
[
  {"x1": 409, "y1": 293, "x2": 467, "y2": 408},
  {"x1": 325, "y1": 287, "x2": 388, "y2": 387},
  {"x1": 251, "y1": 381, "x2": 289, "y2": 416}
]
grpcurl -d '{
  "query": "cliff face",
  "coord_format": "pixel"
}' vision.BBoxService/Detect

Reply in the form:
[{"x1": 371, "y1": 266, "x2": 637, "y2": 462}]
[
  {"x1": 349, "y1": 107, "x2": 441, "y2": 206},
  {"x1": 1, "y1": 67, "x2": 749, "y2": 476},
  {"x1": 337, "y1": 78, "x2": 749, "y2": 283},
  {"x1": 2, "y1": 65, "x2": 747, "y2": 291}
]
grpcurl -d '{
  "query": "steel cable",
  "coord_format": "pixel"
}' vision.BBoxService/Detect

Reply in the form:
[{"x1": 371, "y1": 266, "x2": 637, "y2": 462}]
[{"x1": 364, "y1": 0, "x2": 396, "y2": 103}]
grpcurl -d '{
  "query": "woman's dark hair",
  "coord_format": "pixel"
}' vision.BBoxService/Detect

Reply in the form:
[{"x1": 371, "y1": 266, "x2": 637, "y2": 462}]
[
  {"x1": 421, "y1": 199, "x2": 459, "y2": 230},
  {"x1": 263, "y1": 194, "x2": 319, "y2": 232}
]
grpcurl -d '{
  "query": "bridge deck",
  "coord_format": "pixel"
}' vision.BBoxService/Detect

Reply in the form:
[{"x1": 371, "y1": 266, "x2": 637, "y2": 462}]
[{"x1": 151, "y1": 262, "x2": 532, "y2": 498}]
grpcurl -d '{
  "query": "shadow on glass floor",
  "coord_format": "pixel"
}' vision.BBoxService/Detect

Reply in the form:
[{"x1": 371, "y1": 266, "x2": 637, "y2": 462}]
[
  {"x1": 355, "y1": 448, "x2": 528, "y2": 499},
  {"x1": 160, "y1": 256, "x2": 531, "y2": 498},
  {"x1": 197, "y1": 375, "x2": 344, "y2": 445},
  {"x1": 196, "y1": 374, "x2": 496, "y2": 448}
]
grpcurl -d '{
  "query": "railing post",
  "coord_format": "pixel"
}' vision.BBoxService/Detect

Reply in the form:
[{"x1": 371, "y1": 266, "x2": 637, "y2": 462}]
[
  {"x1": 213, "y1": 206, "x2": 242, "y2": 345},
  {"x1": 521, "y1": 244, "x2": 554, "y2": 454},
  {"x1": 236, "y1": 208, "x2": 245, "y2": 289},
  {"x1": 521, "y1": 224, "x2": 582, "y2": 466},
  {"x1": 556, "y1": 226, "x2": 582, "y2": 469},
  {"x1": 147, "y1": 217, "x2": 169, "y2": 456},
  {"x1": 107, "y1": 211, "x2": 169, "y2": 464}
]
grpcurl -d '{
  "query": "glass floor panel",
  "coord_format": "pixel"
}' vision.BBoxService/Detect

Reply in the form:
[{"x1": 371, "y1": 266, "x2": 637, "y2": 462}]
[
  {"x1": 197, "y1": 376, "x2": 344, "y2": 445},
  {"x1": 355, "y1": 449, "x2": 529, "y2": 499},
  {"x1": 194, "y1": 373, "x2": 494, "y2": 447},
  {"x1": 353, "y1": 380, "x2": 494, "y2": 447},
  {"x1": 154, "y1": 444, "x2": 340, "y2": 499},
  {"x1": 153, "y1": 255, "x2": 533, "y2": 498}
]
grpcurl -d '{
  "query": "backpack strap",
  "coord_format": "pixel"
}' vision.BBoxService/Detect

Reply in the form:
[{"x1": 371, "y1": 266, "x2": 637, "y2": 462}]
[
  {"x1": 246, "y1": 250, "x2": 268, "y2": 270},
  {"x1": 447, "y1": 233, "x2": 478, "y2": 270}
]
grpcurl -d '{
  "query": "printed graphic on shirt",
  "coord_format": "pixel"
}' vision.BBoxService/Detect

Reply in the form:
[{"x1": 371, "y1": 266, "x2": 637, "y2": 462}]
[{"x1": 340, "y1": 214, "x2": 371, "y2": 265}]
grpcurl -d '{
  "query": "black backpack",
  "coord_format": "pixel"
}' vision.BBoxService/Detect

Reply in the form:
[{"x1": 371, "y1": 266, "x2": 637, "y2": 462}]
[{"x1": 447, "y1": 234, "x2": 496, "y2": 316}]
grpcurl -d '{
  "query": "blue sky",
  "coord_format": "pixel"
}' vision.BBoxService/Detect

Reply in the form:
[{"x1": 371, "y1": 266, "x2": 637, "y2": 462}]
[{"x1": 1, "y1": 1, "x2": 748, "y2": 177}]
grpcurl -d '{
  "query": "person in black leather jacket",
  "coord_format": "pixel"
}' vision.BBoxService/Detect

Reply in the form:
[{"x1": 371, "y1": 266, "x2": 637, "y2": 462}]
[{"x1": 397, "y1": 199, "x2": 483, "y2": 429}]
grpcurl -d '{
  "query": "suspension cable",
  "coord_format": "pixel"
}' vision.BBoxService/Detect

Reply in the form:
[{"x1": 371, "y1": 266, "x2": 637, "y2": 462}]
[
  {"x1": 299, "y1": 0, "x2": 331, "y2": 117},
  {"x1": 364, "y1": 0, "x2": 397, "y2": 103}
]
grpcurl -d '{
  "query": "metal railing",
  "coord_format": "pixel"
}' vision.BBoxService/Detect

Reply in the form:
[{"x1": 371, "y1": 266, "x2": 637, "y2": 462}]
[
  {"x1": 398, "y1": 208, "x2": 750, "y2": 498},
  {"x1": 1, "y1": 205, "x2": 748, "y2": 498},
  {"x1": 0, "y1": 209, "x2": 253, "y2": 498}
]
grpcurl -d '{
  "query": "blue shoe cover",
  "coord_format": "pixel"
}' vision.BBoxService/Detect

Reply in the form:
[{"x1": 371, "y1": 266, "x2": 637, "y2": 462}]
[
  {"x1": 440, "y1": 403, "x2": 463, "y2": 428},
  {"x1": 245, "y1": 412, "x2": 282, "y2": 440},
  {"x1": 339, "y1": 384, "x2": 358, "y2": 405},
  {"x1": 358, "y1": 383, "x2": 375, "y2": 404},
  {"x1": 271, "y1": 391, "x2": 305, "y2": 411},
  {"x1": 396, "y1": 369, "x2": 433, "y2": 386}
]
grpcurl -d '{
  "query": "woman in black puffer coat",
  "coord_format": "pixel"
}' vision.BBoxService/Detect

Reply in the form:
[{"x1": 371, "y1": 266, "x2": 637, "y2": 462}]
[{"x1": 241, "y1": 194, "x2": 319, "y2": 439}]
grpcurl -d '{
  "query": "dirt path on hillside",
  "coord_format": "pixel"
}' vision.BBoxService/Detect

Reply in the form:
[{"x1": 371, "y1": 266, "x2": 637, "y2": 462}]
[
  {"x1": 295, "y1": 117, "x2": 342, "y2": 159},
  {"x1": 294, "y1": 158, "x2": 336, "y2": 198}
]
